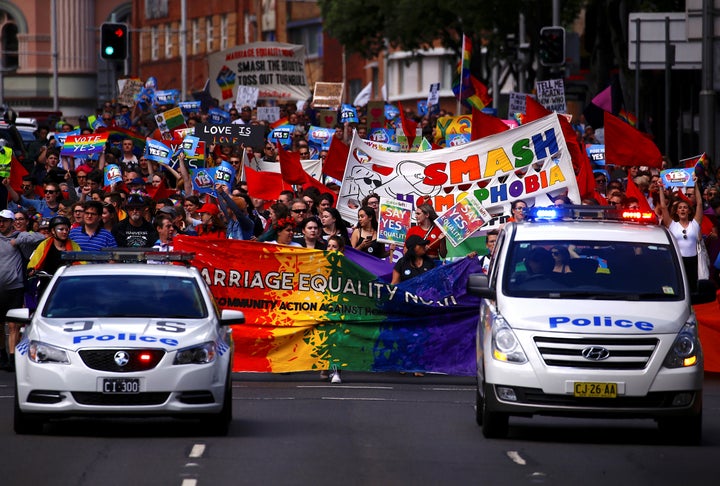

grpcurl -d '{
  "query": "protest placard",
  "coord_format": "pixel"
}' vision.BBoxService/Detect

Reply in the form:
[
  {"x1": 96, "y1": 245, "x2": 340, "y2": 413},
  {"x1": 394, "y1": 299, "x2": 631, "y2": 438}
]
[
  {"x1": 535, "y1": 78, "x2": 566, "y2": 113},
  {"x1": 257, "y1": 106, "x2": 281, "y2": 122},
  {"x1": 60, "y1": 133, "x2": 109, "y2": 157},
  {"x1": 208, "y1": 42, "x2": 311, "y2": 102},
  {"x1": 117, "y1": 78, "x2": 144, "y2": 107},
  {"x1": 236, "y1": 85, "x2": 259, "y2": 108},
  {"x1": 377, "y1": 198, "x2": 413, "y2": 245},
  {"x1": 434, "y1": 194, "x2": 492, "y2": 247},
  {"x1": 313, "y1": 82, "x2": 344, "y2": 109},
  {"x1": 195, "y1": 123, "x2": 266, "y2": 148},
  {"x1": 661, "y1": 168, "x2": 694, "y2": 188}
]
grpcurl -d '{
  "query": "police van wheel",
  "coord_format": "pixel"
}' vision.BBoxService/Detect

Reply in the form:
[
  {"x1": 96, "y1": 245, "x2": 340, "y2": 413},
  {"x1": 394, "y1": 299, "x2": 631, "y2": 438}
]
[
  {"x1": 14, "y1": 385, "x2": 44, "y2": 435},
  {"x1": 658, "y1": 413, "x2": 702, "y2": 446},
  {"x1": 475, "y1": 388, "x2": 484, "y2": 426},
  {"x1": 481, "y1": 383, "x2": 508, "y2": 439}
]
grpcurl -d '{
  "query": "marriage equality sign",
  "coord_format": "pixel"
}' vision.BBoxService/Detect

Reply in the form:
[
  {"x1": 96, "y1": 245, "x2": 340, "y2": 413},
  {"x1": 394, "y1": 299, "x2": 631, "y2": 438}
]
[
  {"x1": 435, "y1": 194, "x2": 492, "y2": 247},
  {"x1": 60, "y1": 133, "x2": 110, "y2": 157},
  {"x1": 173, "y1": 237, "x2": 482, "y2": 375},
  {"x1": 207, "y1": 42, "x2": 311, "y2": 102},
  {"x1": 337, "y1": 114, "x2": 580, "y2": 230}
]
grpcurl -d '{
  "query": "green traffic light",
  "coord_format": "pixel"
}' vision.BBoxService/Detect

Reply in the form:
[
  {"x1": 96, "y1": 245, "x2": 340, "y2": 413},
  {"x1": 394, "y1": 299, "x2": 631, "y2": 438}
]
[{"x1": 105, "y1": 46, "x2": 115, "y2": 56}]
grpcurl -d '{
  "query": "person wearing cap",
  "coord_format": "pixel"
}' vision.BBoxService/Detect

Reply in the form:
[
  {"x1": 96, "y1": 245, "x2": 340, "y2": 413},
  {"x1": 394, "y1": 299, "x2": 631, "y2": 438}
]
[
  {"x1": 391, "y1": 235, "x2": 435, "y2": 284},
  {"x1": 0, "y1": 208, "x2": 45, "y2": 369},
  {"x1": 195, "y1": 201, "x2": 227, "y2": 238},
  {"x1": 112, "y1": 194, "x2": 158, "y2": 248},
  {"x1": 69, "y1": 200, "x2": 118, "y2": 251}
]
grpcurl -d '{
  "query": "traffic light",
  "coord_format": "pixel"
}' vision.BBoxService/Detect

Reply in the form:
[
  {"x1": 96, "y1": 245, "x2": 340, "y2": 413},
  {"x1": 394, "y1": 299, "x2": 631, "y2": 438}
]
[
  {"x1": 100, "y1": 22, "x2": 128, "y2": 61},
  {"x1": 539, "y1": 26, "x2": 565, "y2": 66}
]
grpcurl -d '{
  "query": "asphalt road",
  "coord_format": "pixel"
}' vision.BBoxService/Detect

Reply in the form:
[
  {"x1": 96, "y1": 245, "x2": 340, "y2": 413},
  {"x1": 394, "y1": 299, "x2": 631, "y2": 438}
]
[{"x1": 1, "y1": 371, "x2": 720, "y2": 486}]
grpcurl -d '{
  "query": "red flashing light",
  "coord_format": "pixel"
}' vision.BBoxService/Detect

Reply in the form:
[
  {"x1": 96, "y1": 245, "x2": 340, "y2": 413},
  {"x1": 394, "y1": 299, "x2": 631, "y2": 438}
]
[{"x1": 139, "y1": 353, "x2": 152, "y2": 362}]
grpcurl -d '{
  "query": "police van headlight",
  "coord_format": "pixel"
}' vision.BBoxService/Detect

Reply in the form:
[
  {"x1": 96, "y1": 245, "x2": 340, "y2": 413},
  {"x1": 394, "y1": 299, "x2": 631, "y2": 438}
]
[
  {"x1": 492, "y1": 316, "x2": 528, "y2": 364},
  {"x1": 663, "y1": 321, "x2": 701, "y2": 368},
  {"x1": 173, "y1": 342, "x2": 217, "y2": 365},
  {"x1": 28, "y1": 341, "x2": 69, "y2": 364}
]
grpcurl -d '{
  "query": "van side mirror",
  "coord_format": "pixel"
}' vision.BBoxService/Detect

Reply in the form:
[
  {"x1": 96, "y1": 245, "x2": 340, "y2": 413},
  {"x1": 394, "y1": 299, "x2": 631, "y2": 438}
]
[{"x1": 467, "y1": 273, "x2": 496, "y2": 300}]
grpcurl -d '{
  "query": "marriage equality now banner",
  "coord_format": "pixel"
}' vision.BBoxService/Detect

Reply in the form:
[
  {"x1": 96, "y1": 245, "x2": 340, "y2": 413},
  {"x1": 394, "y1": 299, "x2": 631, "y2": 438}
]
[
  {"x1": 173, "y1": 236, "x2": 482, "y2": 375},
  {"x1": 337, "y1": 113, "x2": 580, "y2": 230}
]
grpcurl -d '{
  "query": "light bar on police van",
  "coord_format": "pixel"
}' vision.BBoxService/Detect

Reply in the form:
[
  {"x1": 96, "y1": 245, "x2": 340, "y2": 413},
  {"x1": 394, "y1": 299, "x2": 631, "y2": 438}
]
[
  {"x1": 619, "y1": 210, "x2": 656, "y2": 222},
  {"x1": 525, "y1": 205, "x2": 656, "y2": 224},
  {"x1": 61, "y1": 249, "x2": 195, "y2": 263}
]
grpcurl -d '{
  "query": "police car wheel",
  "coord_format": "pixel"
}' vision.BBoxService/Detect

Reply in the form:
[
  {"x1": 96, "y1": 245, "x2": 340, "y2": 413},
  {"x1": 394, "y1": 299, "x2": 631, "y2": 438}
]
[
  {"x1": 481, "y1": 383, "x2": 508, "y2": 439},
  {"x1": 200, "y1": 371, "x2": 232, "y2": 436},
  {"x1": 14, "y1": 384, "x2": 44, "y2": 435}
]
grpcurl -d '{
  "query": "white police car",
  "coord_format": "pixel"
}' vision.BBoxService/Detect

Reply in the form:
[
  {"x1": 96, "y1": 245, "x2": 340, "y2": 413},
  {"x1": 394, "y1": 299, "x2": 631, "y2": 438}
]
[
  {"x1": 6, "y1": 251, "x2": 244, "y2": 435},
  {"x1": 469, "y1": 206, "x2": 717, "y2": 443}
]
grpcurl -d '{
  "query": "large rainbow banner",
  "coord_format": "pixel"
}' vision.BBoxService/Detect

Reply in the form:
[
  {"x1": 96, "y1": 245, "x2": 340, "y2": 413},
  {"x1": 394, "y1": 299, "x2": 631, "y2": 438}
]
[{"x1": 173, "y1": 237, "x2": 482, "y2": 375}]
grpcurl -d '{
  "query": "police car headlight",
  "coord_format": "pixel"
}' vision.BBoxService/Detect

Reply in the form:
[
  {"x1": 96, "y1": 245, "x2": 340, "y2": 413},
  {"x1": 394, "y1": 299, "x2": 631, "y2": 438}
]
[
  {"x1": 492, "y1": 316, "x2": 528, "y2": 364},
  {"x1": 663, "y1": 321, "x2": 701, "y2": 368},
  {"x1": 173, "y1": 342, "x2": 217, "y2": 365},
  {"x1": 28, "y1": 341, "x2": 69, "y2": 364}
]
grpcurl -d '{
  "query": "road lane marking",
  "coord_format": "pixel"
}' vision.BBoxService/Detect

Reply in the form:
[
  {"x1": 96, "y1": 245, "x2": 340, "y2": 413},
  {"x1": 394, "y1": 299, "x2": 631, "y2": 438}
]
[
  {"x1": 322, "y1": 397, "x2": 397, "y2": 401},
  {"x1": 189, "y1": 444, "x2": 205, "y2": 458},
  {"x1": 422, "y1": 387, "x2": 475, "y2": 391},
  {"x1": 298, "y1": 385, "x2": 393, "y2": 390},
  {"x1": 507, "y1": 451, "x2": 527, "y2": 465},
  {"x1": 181, "y1": 480, "x2": 197, "y2": 486}
]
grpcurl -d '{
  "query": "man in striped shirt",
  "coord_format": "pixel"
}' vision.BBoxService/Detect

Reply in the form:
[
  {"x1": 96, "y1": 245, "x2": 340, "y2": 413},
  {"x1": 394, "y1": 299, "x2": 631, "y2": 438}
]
[{"x1": 69, "y1": 200, "x2": 117, "y2": 251}]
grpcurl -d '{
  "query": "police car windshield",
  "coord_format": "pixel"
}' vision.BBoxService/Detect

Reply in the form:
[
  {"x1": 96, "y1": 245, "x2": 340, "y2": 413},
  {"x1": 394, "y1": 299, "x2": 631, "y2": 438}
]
[
  {"x1": 503, "y1": 241, "x2": 683, "y2": 300},
  {"x1": 41, "y1": 275, "x2": 208, "y2": 319}
]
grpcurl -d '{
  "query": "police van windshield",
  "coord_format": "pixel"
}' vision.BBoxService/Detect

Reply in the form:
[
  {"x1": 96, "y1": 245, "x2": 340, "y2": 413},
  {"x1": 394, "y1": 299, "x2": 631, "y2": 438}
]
[
  {"x1": 42, "y1": 275, "x2": 208, "y2": 319},
  {"x1": 503, "y1": 241, "x2": 684, "y2": 300}
]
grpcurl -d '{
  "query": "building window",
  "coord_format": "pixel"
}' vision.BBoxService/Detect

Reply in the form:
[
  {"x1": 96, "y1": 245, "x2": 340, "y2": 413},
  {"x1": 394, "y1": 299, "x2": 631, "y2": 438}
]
[
  {"x1": 164, "y1": 24, "x2": 173, "y2": 58},
  {"x1": 151, "y1": 26, "x2": 159, "y2": 61},
  {"x1": 288, "y1": 21, "x2": 322, "y2": 58},
  {"x1": 206, "y1": 16, "x2": 214, "y2": 52},
  {"x1": 0, "y1": 16, "x2": 18, "y2": 70},
  {"x1": 220, "y1": 15, "x2": 228, "y2": 50},
  {"x1": 192, "y1": 19, "x2": 200, "y2": 55}
]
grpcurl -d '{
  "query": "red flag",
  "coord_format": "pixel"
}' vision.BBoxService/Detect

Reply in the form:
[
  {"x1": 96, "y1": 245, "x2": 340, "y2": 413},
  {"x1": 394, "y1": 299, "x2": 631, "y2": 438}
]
[
  {"x1": 574, "y1": 146, "x2": 595, "y2": 199},
  {"x1": 146, "y1": 179, "x2": 176, "y2": 201},
  {"x1": 9, "y1": 156, "x2": 29, "y2": 194},
  {"x1": 244, "y1": 166, "x2": 292, "y2": 201},
  {"x1": 524, "y1": 96, "x2": 551, "y2": 122},
  {"x1": 302, "y1": 174, "x2": 336, "y2": 196},
  {"x1": 276, "y1": 142, "x2": 308, "y2": 185},
  {"x1": 322, "y1": 136, "x2": 350, "y2": 181},
  {"x1": 625, "y1": 176, "x2": 655, "y2": 219},
  {"x1": 398, "y1": 101, "x2": 418, "y2": 148},
  {"x1": 604, "y1": 112, "x2": 662, "y2": 168},
  {"x1": 471, "y1": 109, "x2": 509, "y2": 141},
  {"x1": 593, "y1": 190, "x2": 608, "y2": 206}
]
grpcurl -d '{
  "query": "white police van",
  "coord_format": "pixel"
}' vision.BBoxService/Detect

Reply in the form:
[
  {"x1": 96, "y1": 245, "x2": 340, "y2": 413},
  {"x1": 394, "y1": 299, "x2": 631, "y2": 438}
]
[
  {"x1": 468, "y1": 206, "x2": 717, "y2": 443},
  {"x1": 6, "y1": 250, "x2": 245, "y2": 435}
]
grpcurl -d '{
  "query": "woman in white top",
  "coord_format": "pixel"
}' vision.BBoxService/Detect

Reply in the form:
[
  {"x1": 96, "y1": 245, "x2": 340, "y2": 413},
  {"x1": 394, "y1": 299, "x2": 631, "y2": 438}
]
[{"x1": 658, "y1": 175, "x2": 703, "y2": 290}]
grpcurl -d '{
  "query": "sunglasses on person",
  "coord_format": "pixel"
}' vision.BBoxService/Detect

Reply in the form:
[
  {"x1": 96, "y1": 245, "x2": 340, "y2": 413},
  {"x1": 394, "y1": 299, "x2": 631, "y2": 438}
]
[
  {"x1": 291, "y1": 209, "x2": 306, "y2": 214},
  {"x1": 44, "y1": 189, "x2": 58, "y2": 194}
]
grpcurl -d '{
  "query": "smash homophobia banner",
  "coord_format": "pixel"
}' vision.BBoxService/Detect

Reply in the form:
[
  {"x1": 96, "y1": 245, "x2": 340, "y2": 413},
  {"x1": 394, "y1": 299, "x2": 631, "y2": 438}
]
[
  {"x1": 207, "y1": 42, "x2": 311, "y2": 102},
  {"x1": 173, "y1": 236, "x2": 482, "y2": 375},
  {"x1": 337, "y1": 114, "x2": 580, "y2": 230}
]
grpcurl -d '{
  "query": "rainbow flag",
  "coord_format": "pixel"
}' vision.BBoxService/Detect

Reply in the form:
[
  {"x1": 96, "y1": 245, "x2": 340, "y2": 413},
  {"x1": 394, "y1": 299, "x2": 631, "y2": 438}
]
[
  {"x1": 174, "y1": 237, "x2": 481, "y2": 375},
  {"x1": 60, "y1": 133, "x2": 109, "y2": 157},
  {"x1": 452, "y1": 34, "x2": 472, "y2": 96},
  {"x1": 682, "y1": 152, "x2": 708, "y2": 179},
  {"x1": 96, "y1": 126, "x2": 146, "y2": 152},
  {"x1": 618, "y1": 108, "x2": 637, "y2": 127}
]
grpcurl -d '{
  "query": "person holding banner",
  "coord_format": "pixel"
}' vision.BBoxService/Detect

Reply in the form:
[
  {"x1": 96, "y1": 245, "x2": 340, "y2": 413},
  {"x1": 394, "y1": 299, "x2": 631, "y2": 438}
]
[
  {"x1": 268, "y1": 217, "x2": 302, "y2": 247},
  {"x1": 406, "y1": 203, "x2": 445, "y2": 260},
  {"x1": 391, "y1": 235, "x2": 435, "y2": 284},
  {"x1": 294, "y1": 217, "x2": 327, "y2": 250},
  {"x1": 350, "y1": 206, "x2": 387, "y2": 258}
]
